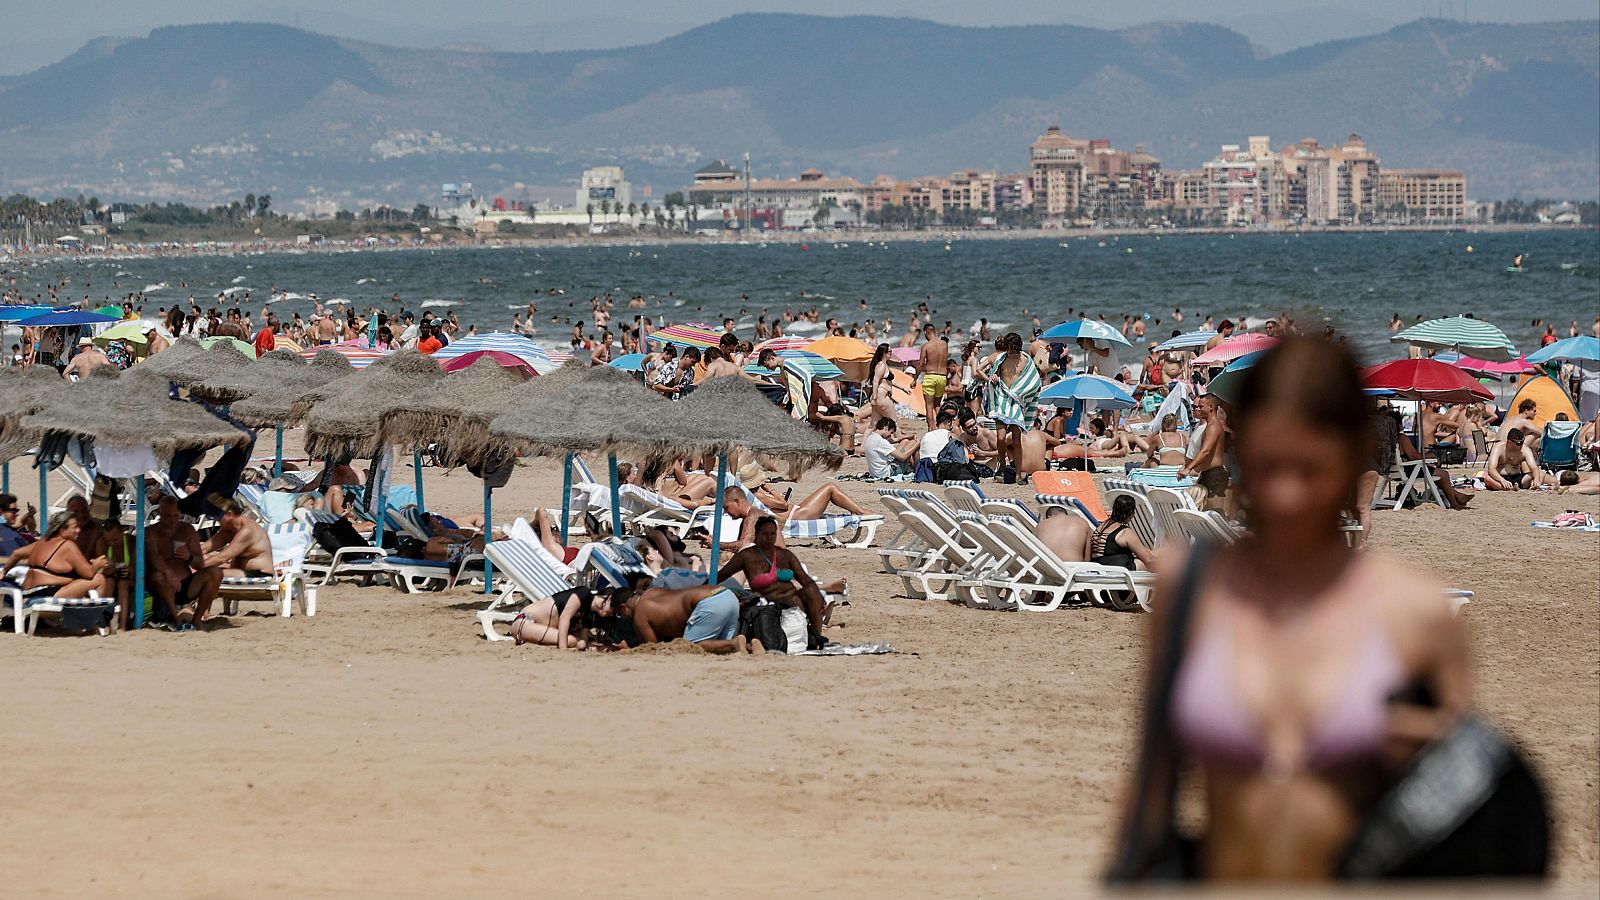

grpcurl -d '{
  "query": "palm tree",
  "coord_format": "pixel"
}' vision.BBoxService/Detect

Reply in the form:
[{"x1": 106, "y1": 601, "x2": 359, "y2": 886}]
[
  {"x1": 627, "y1": 202, "x2": 638, "y2": 222},
  {"x1": 257, "y1": 194, "x2": 271, "y2": 218},
  {"x1": 600, "y1": 200, "x2": 612, "y2": 221},
  {"x1": 586, "y1": 203, "x2": 594, "y2": 228}
]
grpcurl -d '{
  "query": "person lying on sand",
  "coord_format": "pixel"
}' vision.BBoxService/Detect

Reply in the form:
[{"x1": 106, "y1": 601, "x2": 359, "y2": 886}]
[
  {"x1": 1554, "y1": 471, "x2": 1600, "y2": 495},
  {"x1": 619, "y1": 582, "x2": 760, "y2": 655}
]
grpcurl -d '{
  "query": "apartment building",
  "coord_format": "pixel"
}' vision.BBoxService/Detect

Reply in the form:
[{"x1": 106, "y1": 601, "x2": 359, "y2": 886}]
[{"x1": 1378, "y1": 169, "x2": 1468, "y2": 223}]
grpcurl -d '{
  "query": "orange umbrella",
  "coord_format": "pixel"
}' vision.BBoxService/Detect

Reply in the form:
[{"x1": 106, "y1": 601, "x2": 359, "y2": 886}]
[{"x1": 805, "y1": 334, "x2": 875, "y2": 362}]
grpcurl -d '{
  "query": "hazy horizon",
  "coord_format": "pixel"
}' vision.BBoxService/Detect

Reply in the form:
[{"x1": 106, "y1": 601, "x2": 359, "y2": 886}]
[{"x1": 3, "y1": 1, "x2": 1597, "y2": 75}]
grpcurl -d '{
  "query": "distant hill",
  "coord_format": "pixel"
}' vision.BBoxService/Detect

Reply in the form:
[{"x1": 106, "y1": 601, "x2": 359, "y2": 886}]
[{"x1": 0, "y1": 16, "x2": 1594, "y2": 207}]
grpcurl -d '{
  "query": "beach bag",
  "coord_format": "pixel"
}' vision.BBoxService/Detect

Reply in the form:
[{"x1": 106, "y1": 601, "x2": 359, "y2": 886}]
[
  {"x1": 1338, "y1": 715, "x2": 1549, "y2": 880},
  {"x1": 913, "y1": 458, "x2": 937, "y2": 483},
  {"x1": 312, "y1": 517, "x2": 366, "y2": 554},
  {"x1": 739, "y1": 601, "x2": 787, "y2": 653},
  {"x1": 935, "y1": 439, "x2": 979, "y2": 483}
]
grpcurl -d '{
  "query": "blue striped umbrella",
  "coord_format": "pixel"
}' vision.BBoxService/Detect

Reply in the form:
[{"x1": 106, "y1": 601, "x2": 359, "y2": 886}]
[
  {"x1": 431, "y1": 331, "x2": 556, "y2": 375},
  {"x1": 744, "y1": 349, "x2": 844, "y2": 380},
  {"x1": 0, "y1": 305, "x2": 54, "y2": 321},
  {"x1": 608, "y1": 352, "x2": 647, "y2": 372},
  {"x1": 1040, "y1": 318, "x2": 1131, "y2": 347},
  {"x1": 1154, "y1": 330, "x2": 1217, "y2": 352},
  {"x1": 1392, "y1": 316, "x2": 1517, "y2": 362}
]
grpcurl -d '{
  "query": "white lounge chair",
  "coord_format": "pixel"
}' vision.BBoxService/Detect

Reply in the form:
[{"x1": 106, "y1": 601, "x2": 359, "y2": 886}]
[
  {"x1": 219, "y1": 523, "x2": 318, "y2": 617},
  {"x1": 1144, "y1": 487, "x2": 1196, "y2": 548},
  {"x1": 874, "y1": 489, "x2": 935, "y2": 574},
  {"x1": 295, "y1": 508, "x2": 393, "y2": 586},
  {"x1": 896, "y1": 510, "x2": 997, "y2": 602},
  {"x1": 1103, "y1": 487, "x2": 1163, "y2": 549},
  {"x1": 477, "y1": 539, "x2": 580, "y2": 641},
  {"x1": 1, "y1": 567, "x2": 118, "y2": 636}
]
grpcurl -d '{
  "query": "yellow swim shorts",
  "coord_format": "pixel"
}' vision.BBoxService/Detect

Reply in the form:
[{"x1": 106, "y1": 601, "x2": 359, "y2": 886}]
[{"x1": 921, "y1": 374, "x2": 947, "y2": 398}]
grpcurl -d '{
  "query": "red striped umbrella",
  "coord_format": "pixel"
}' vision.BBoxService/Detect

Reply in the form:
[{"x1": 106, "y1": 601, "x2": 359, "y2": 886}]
[
  {"x1": 648, "y1": 322, "x2": 722, "y2": 349},
  {"x1": 299, "y1": 342, "x2": 392, "y2": 369},
  {"x1": 755, "y1": 335, "x2": 814, "y2": 353},
  {"x1": 1189, "y1": 333, "x2": 1279, "y2": 366}
]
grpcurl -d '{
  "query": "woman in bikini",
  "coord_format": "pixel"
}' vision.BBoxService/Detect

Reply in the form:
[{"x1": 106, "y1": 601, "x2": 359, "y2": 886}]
[
  {"x1": 854, "y1": 343, "x2": 898, "y2": 427},
  {"x1": 1089, "y1": 496, "x2": 1156, "y2": 571},
  {"x1": 1111, "y1": 337, "x2": 1471, "y2": 882},
  {"x1": 717, "y1": 515, "x2": 836, "y2": 645},
  {"x1": 1147, "y1": 414, "x2": 1189, "y2": 467},
  {"x1": 14, "y1": 511, "x2": 107, "y2": 598}
]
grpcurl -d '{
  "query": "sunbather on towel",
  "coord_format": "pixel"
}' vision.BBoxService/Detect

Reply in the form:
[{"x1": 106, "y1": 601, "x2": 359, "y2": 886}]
[
  {"x1": 1555, "y1": 471, "x2": 1600, "y2": 495},
  {"x1": 717, "y1": 515, "x2": 833, "y2": 648},
  {"x1": 622, "y1": 582, "x2": 757, "y2": 654}
]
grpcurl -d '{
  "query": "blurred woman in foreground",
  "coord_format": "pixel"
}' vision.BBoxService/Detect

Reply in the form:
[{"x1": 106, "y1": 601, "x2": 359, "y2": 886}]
[{"x1": 1110, "y1": 337, "x2": 1470, "y2": 881}]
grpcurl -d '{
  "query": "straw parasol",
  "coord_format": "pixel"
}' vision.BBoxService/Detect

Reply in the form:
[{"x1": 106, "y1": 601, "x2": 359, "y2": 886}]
[
  {"x1": 302, "y1": 350, "x2": 445, "y2": 458},
  {"x1": 489, "y1": 364, "x2": 670, "y2": 458},
  {"x1": 19, "y1": 366, "x2": 251, "y2": 454},
  {"x1": 193, "y1": 348, "x2": 311, "y2": 404},
  {"x1": 671, "y1": 376, "x2": 845, "y2": 471},
  {"x1": 137, "y1": 335, "x2": 254, "y2": 387},
  {"x1": 228, "y1": 349, "x2": 355, "y2": 428},
  {"x1": 0, "y1": 366, "x2": 68, "y2": 461},
  {"x1": 378, "y1": 356, "x2": 532, "y2": 465}
]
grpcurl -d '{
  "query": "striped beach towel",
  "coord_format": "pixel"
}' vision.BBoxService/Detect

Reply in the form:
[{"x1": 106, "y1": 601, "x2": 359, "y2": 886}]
[{"x1": 983, "y1": 355, "x2": 1042, "y2": 430}]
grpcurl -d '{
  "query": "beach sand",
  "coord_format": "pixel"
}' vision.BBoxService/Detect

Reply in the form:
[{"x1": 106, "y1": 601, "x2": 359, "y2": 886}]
[{"x1": 2, "y1": 451, "x2": 1595, "y2": 897}]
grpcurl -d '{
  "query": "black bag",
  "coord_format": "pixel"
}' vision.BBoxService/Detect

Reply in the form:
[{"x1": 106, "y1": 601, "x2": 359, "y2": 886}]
[
  {"x1": 312, "y1": 518, "x2": 367, "y2": 554},
  {"x1": 739, "y1": 601, "x2": 787, "y2": 653},
  {"x1": 1338, "y1": 715, "x2": 1549, "y2": 880}
]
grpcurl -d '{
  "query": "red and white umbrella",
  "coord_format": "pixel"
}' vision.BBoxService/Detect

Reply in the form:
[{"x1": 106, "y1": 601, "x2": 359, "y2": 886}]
[
  {"x1": 299, "y1": 342, "x2": 391, "y2": 369},
  {"x1": 1364, "y1": 358, "x2": 1495, "y2": 403},
  {"x1": 755, "y1": 335, "x2": 814, "y2": 353},
  {"x1": 1189, "y1": 333, "x2": 1279, "y2": 366}
]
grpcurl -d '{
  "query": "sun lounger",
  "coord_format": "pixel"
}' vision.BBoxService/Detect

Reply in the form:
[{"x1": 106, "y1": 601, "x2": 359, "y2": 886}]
[
  {"x1": 874, "y1": 489, "x2": 938, "y2": 573},
  {"x1": 971, "y1": 515, "x2": 1156, "y2": 612},
  {"x1": 895, "y1": 509, "x2": 997, "y2": 602},
  {"x1": 477, "y1": 539, "x2": 580, "y2": 641},
  {"x1": 1172, "y1": 508, "x2": 1240, "y2": 545},
  {"x1": 219, "y1": 523, "x2": 317, "y2": 617},
  {"x1": 1143, "y1": 487, "x2": 1196, "y2": 547},
  {"x1": 1, "y1": 568, "x2": 118, "y2": 636},
  {"x1": 295, "y1": 508, "x2": 393, "y2": 586},
  {"x1": 1103, "y1": 487, "x2": 1163, "y2": 548}
]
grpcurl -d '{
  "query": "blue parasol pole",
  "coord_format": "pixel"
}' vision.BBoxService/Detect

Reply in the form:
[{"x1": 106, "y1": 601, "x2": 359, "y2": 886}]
[
  {"x1": 482, "y1": 479, "x2": 493, "y2": 594},
  {"x1": 272, "y1": 426, "x2": 284, "y2": 478},
  {"x1": 133, "y1": 475, "x2": 146, "y2": 630},
  {"x1": 2, "y1": 461, "x2": 8, "y2": 494},
  {"x1": 38, "y1": 459, "x2": 47, "y2": 517},
  {"x1": 413, "y1": 448, "x2": 425, "y2": 511},
  {"x1": 708, "y1": 451, "x2": 728, "y2": 578},
  {"x1": 607, "y1": 452, "x2": 622, "y2": 537},
  {"x1": 559, "y1": 451, "x2": 573, "y2": 545}
]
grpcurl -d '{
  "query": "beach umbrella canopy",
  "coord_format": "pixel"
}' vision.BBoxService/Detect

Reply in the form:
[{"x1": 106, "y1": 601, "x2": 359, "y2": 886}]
[
  {"x1": 490, "y1": 365, "x2": 671, "y2": 458},
  {"x1": 756, "y1": 336, "x2": 814, "y2": 353},
  {"x1": 1040, "y1": 373, "x2": 1137, "y2": 409},
  {"x1": 0, "y1": 366, "x2": 68, "y2": 461},
  {"x1": 194, "y1": 348, "x2": 313, "y2": 405},
  {"x1": 228, "y1": 349, "x2": 354, "y2": 428},
  {"x1": 744, "y1": 349, "x2": 844, "y2": 380},
  {"x1": 889, "y1": 346, "x2": 921, "y2": 363},
  {"x1": 440, "y1": 349, "x2": 546, "y2": 378},
  {"x1": 1526, "y1": 335, "x2": 1600, "y2": 365},
  {"x1": 669, "y1": 376, "x2": 845, "y2": 470},
  {"x1": 94, "y1": 305, "x2": 125, "y2": 319},
  {"x1": 1041, "y1": 319, "x2": 1132, "y2": 348},
  {"x1": 200, "y1": 335, "x2": 256, "y2": 358},
  {"x1": 20, "y1": 366, "x2": 250, "y2": 456},
  {"x1": 545, "y1": 348, "x2": 574, "y2": 366},
  {"x1": 1154, "y1": 330, "x2": 1217, "y2": 352},
  {"x1": 379, "y1": 356, "x2": 532, "y2": 466},
  {"x1": 608, "y1": 352, "x2": 647, "y2": 372},
  {"x1": 1439, "y1": 353, "x2": 1535, "y2": 378},
  {"x1": 1364, "y1": 358, "x2": 1495, "y2": 403},
  {"x1": 648, "y1": 323, "x2": 723, "y2": 349},
  {"x1": 302, "y1": 350, "x2": 445, "y2": 458},
  {"x1": 1392, "y1": 316, "x2": 1517, "y2": 362},
  {"x1": 136, "y1": 335, "x2": 253, "y2": 387},
  {"x1": 0, "y1": 305, "x2": 54, "y2": 321},
  {"x1": 1201, "y1": 350, "x2": 1269, "y2": 406},
  {"x1": 805, "y1": 334, "x2": 875, "y2": 361},
  {"x1": 1189, "y1": 333, "x2": 1279, "y2": 366},
  {"x1": 94, "y1": 321, "x2": 156, "y2": 345},
  {"x1": 14, "y1": 307, "x2": 121, "y2": 328},
  {"x1": 297, "y1": 343, "x2": 391, "y2": 369},
  {"x1": 432, "y1": 332, "x2": 557, "y2": 375}
]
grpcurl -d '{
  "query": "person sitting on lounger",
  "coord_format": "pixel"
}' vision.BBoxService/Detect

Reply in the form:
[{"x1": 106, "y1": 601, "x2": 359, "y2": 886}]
[
  {"x1": 1089, "y1": 496, "x2": 1156, "y2": 571},
  {"x1": 1485, "y1": 427, "x2": 1540, "y2": 491},
  {"x1": 146, "y1": 496, "x2": 223, "y2": 627},
  {"x1": 717, "y1": 514, "x2": 832, "y2": 649},
  {"x1": 202, "y1": 498, "x2": 275, "y2": 578},
  {"x1": 5, "y1": 511, "x2": 106, "y2": 599},
  {"x1": 718, "y1": 483, "x2": 868, "y2": 550},
  {"x1": 1146, "y1": 414, "x2": 1188, "y2": 467},
  {"x1": 1035, "y1": 505, "x2": 1091, "y2": 563}
]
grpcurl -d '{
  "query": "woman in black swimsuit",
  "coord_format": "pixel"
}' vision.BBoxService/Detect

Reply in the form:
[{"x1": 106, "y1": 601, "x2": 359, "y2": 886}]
[
  {"x1": 18, "y1": 512, "x2": 107, "y2": 598},
  {"x1": 1090, "y1": 496, "x2": 1156, "y2": 571}
]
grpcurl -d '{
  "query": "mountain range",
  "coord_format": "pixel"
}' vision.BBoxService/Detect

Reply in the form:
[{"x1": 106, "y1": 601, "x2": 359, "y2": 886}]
[{"x1": 0, "y1": 15, "x2": 1595, "y2": 209}]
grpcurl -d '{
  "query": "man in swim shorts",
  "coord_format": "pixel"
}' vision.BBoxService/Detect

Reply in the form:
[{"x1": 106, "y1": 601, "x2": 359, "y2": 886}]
[
  {"x1": 627, "y1": 583, "x2": 752, "y2": 654},
  {"x1": 916, "y1": 323, "x2": 950, "y2": 432}
]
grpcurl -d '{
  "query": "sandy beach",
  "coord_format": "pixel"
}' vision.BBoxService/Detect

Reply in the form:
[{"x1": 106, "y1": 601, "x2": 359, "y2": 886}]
[{"x1": 2, "y1": 449, "x2": 1596, "y2": 897}]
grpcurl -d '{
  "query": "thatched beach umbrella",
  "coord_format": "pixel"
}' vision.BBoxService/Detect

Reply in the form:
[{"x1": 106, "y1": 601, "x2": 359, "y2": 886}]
[
  {"x1": 137, "y1": 335, "x2": 253, "y2": 388},
  {"x1": 198, "y1": 348, "x2": 353, "y2": 476},
  {"x1": 19, "y1": 365, "x2": 252, "y2": 628},
  {"x1": 302, "y1": 351, "x2": 444, "y2": 544},
  {"x1": 379, "y1": 356, "x2": 531, "y2": 468},
  {"x1": 673, "y1": 376, "x2": 846, "y2": 572},
  {"x1": 228, "y1": 349, "x2": 355, "y2": 429},
  {"x1": 491, "y1": 365, "x2": 672, "y2": 537},
  {"x1": 0, "y1": 366, "x2": 67, "y2": 501}
]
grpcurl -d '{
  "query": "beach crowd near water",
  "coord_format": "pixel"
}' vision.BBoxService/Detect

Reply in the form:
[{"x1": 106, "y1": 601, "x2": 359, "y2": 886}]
[{"x1": 1, "y1": 246, "x2": 1597, "y2": 892}]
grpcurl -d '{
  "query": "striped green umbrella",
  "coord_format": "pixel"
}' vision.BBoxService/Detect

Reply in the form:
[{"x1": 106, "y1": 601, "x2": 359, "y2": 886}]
[{"x1": 1391, "y1": 316, "x2": 1517, "y2": 362}]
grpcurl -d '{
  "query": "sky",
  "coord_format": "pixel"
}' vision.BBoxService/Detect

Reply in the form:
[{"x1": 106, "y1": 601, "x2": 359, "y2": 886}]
[{"x1": 3, "y1": 0, "x2": 1596, "y2": 75}]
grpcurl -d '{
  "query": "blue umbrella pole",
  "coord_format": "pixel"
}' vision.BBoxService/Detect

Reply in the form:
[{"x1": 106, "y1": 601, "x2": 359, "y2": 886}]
[
  {"x1": 607, "y1": 453, "x2": 622, "y2": 538},
  {"x1": 482, "y1": 480, "x2": 494, "y2": 594},
  {"x1": 559, "y1": 452, "x2": 573, "y2": 545},
  {"x1": 38, "y1": 459, "x2": 48, "y2": 516},
  {"x1": 708, "y1": 452, "x2": 728, "y2": 578},
  {"x1": 413, "y1": 448, "x2": 425, "y2": 511},
  {"x1": 133, "y1": 475, "x2": 146, "y2": 630},
  {"x1": 272, "y1": 426, "x2": 284, "y2": 479},
  {"x1": 2, "y1": 461, "x2": 8, "y2": 494}
]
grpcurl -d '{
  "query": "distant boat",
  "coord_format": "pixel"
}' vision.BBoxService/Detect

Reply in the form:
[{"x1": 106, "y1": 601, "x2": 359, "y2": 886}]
[
  {"x1": 1504, "y1": 266, "x2": 1524, "y2": 274},
  {"x1": 1560, "y1": 262, "x2": 1580, "y2": 270}
]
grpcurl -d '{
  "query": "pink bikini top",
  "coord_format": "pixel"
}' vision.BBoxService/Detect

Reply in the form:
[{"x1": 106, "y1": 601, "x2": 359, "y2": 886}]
[{"x1": 1171, "y1": 608, "x2": 1404, "y2": 773}]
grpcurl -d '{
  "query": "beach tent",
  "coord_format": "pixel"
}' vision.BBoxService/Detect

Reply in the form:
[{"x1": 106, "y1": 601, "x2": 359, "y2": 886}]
[{"x1": 1505, "y1": 376, "x2": 1579, "y2": 431}]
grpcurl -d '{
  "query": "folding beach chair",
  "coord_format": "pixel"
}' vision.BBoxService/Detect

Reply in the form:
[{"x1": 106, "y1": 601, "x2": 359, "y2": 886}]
[
  {"x1": 1540, "y1": 421, "x2": 1581, "y2": 472},
  {"x1": 477, "y1": 539, "x2": 580, "y2": 641},
  {"x1": 219, "y1": 523, "x2": 317, "y2": 617}
]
